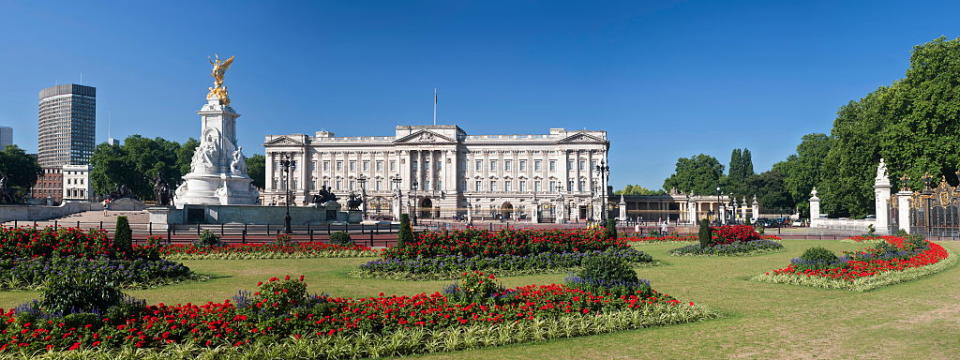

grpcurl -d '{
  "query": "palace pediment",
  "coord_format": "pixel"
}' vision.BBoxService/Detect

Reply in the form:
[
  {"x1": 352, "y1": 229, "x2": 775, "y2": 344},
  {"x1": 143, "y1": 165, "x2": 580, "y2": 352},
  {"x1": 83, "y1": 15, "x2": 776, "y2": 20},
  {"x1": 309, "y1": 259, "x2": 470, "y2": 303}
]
[
  {"x1": 264, "y1": 136, "x2": 304, "y2": 146},
  {"x1": 557, "y1": 132, "x2": 605, "y2": 144},
  {"x1": 393, "y1": 130, "x2": 456, "y2": 144}
]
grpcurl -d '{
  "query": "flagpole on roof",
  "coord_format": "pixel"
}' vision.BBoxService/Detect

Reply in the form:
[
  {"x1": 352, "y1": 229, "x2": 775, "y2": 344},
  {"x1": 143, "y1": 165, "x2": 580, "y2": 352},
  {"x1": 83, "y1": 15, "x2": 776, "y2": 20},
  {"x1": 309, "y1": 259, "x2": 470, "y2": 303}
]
[{"x1": 433, "y1": 88, "x2": 438, "y2": 125}]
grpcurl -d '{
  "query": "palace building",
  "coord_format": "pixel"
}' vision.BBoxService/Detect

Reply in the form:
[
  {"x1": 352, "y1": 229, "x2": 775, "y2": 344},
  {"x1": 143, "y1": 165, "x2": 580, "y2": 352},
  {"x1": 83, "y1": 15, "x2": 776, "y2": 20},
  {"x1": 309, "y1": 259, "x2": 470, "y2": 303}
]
[{"x1": 263, "y1": 125, "x2": 610, "y2": 222}]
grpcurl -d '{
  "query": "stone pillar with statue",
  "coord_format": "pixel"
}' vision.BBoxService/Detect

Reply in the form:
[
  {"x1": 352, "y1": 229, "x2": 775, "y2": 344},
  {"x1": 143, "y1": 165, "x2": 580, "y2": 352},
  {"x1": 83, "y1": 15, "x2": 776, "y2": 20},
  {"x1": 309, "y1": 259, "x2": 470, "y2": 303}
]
[
  {"x1": 874, "y1": 158, "x2": 892, "y2": 234},
  {"x1": 174, "y1": 55, "x2": 259, "y2": 207}
]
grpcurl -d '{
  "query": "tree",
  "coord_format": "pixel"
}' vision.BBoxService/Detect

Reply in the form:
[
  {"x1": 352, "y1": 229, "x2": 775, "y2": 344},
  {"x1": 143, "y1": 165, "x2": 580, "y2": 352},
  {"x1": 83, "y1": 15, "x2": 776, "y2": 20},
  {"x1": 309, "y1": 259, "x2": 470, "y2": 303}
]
[
  {"x1": 0, "y1": 145, "x2": 41, "y2": 202},
  {"x1": 724, "y1": 148, "x2": 756, "y2": 201},
  {"x1": 398, "y1": 214, "x2": 414, "y2": 245},
  {"x1": 614, "y1": 185, "x2": 665, "y2": 196},
  {"x1": 90, "y1": 135, "x2": 189, "y2": 200},
  {"x1": 246, "y1": 154, "x2": 266, "y2": 190},
  {"x1": 773, "y1": 133, "x2": 831, "y2": 217},
  {"x1": 749, "y1": 169, "x2": 794, "y2": 212},
  {"x1": 176, "y1": 138, "x2": 199, "y2": 177},
  {"x1": 819, "y1": 89, "x2": 887, "y2": 218},
  {"x1": 880, "y1": 37, "x2": 960, "y2": 190},
  {"x1": 662, "y1": 154, "x2": 723, "y2": 195}
]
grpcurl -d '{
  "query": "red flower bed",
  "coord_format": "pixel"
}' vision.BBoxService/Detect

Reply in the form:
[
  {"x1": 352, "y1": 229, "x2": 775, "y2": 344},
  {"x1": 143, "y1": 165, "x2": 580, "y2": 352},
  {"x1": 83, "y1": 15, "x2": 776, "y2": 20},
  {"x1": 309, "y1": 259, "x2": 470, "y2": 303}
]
[
  {"x1": 846, "y1": 235, "x2": 885, "y2": 242},
  {"x1": 766, "y1": 236, "x2": 948, "y2": 281},
  {"x1": 0, "y1": 226, "x2": 147, "y2": 260},
  {"x1": 711, "y1": 225, "x2": 762, "y2": 244},
  {"x1": 385, "y1": 229, "x2": 622, "y2": 259},
  {"x1": 620, "y1": 235, "x2": 697, "y2": 243},
  {"x1": 0, "y1": 274, "x2": 693, "y2": 353},
  {"x1": 158, "y1": 242, "x2": 374, "y2": 256}
]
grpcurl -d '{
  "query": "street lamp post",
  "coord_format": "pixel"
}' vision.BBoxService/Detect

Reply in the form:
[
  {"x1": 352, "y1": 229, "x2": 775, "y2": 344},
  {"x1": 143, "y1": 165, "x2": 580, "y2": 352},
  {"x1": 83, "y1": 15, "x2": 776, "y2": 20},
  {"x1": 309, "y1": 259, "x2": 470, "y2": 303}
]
[
  {"x1": 278, "y1": 153, "x2": 297, "y2": 234},
  {"x1": 595, "y1": 161, "x2": 610, "y2": 222},
  {"x1": 357, "y1": 174, "x2": 367, "y2": 221}
]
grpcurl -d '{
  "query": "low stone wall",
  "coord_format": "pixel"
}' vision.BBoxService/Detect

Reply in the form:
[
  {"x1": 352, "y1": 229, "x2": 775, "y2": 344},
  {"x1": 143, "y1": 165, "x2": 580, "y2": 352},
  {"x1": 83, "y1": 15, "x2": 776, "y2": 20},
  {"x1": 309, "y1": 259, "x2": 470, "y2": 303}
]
[
  {"x1": 810, "y1": 217, "x2": 877, "y2": 233},
  {"x1": 0, "y1": 202, "x2": 96, "y2": 223},
  {"x1": 149, "y1": 204, "x2": 355, "y2": 225}
]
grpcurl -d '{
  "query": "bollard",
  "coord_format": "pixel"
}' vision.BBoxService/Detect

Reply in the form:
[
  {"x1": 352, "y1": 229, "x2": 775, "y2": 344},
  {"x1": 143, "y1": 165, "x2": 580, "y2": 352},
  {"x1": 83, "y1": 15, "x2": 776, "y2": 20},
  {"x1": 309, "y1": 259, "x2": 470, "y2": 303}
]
[
  {"x1": 242, "y1": 229, "x2": 247, "y2": 244},
  {"x1": 370, "y1": 229, "x2": 374, "y2": 247},
  {"x1": 309, "y1": 229, "x2": 314, "y2": 241},
  {"x1": 149, "y1": 222, "x2": 153, "y2": 235},
  {"x1": 99, "y1": 221, "x2": 102, "y2": 230},
  {"x1": 221, "y1": 223, "x2": 225, "y2": 236},
  {"x1": 54, "y1": 220, "x2": 58, "y2": 228},
  {"x1": 327, "y1": 223, "x2": 331, "y2": 235},
  {"x1": 266, "y1": 224, "x2": 270, "y2": 235},
  {"x1": 167, "y1": 227, "x2": 172, "y2": 244}
]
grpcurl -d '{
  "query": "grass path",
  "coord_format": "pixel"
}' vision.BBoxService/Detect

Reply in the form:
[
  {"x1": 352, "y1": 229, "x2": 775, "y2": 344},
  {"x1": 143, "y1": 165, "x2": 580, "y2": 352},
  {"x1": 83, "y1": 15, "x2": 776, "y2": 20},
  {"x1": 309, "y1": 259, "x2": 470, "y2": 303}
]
[{"x1": 1, "y1": 240, "x2": 958, "y2": 359}]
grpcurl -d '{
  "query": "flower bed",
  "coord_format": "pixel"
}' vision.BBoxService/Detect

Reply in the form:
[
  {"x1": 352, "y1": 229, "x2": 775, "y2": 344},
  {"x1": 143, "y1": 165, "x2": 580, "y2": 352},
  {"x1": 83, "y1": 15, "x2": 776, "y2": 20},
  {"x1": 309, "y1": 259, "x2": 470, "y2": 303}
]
[
  {"x1": 356, "y1": 247, "x2": 653, "y2": 280},
  {"x1": 0, "y1": 273, "x2": 714, "y2": 357},
  {"x1": 384, "y1": 228, "x2": 619, "y2": 259},
  {"x1": 0, "y1": 227, "x2": 198, "y2": 289},
  {"x1": 671, "y1": 239, "x2": 784, "y2": 256},
  {"x1": 670, "y1": 225, "x2": 783, "y2": 256},
  {"x1": 753, "y1": 236, "x2": 955, "y2": 291},
  {"x1": 364, "y1": 229, "x2": 654, "y2": 279},
  {"x1": 841, "y1": 235, "x2": 887, "y2": 244},
  {"x1": 620, "y1": 235, "x2": 697, "y2": 243},
  {"x1": 160, "y1": 242, "x2": 379, "y2": 260}
]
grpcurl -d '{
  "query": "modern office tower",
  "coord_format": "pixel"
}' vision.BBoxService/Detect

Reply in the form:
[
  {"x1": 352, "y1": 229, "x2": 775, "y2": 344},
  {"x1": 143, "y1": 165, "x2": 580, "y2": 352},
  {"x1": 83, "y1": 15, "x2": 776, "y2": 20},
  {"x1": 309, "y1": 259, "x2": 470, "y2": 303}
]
[
  {"x1": 0, "y1": 126, "x2": 11, "y2": 148},
  {"x1": 37, "y1": 84, "x2": 96, "y2": 167},
  {"x1": 34, "y1": 84, "x2": 96, "y2": 202}
]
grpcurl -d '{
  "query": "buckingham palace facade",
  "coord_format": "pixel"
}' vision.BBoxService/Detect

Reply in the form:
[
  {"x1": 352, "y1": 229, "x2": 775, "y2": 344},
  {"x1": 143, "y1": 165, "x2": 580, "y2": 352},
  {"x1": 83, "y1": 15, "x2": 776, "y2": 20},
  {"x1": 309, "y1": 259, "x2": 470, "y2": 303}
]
[{"x1": 262, "y1": 125, "x2": 610, "y2": 222}]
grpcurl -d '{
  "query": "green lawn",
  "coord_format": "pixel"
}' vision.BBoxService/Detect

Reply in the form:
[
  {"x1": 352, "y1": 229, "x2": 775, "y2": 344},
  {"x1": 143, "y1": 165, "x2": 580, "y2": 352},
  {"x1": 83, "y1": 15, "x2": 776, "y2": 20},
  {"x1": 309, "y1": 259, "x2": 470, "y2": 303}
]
[{"x1": 4, "y1": 240, "x2": 959, "y2": 359}]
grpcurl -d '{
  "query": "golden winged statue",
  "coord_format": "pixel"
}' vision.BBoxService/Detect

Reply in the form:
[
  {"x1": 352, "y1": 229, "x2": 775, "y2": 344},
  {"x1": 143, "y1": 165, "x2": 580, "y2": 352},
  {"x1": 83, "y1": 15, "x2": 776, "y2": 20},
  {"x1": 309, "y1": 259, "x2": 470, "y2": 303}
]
[{"x1": 206, "y1": 54, "x2": 235, "y2": 105}]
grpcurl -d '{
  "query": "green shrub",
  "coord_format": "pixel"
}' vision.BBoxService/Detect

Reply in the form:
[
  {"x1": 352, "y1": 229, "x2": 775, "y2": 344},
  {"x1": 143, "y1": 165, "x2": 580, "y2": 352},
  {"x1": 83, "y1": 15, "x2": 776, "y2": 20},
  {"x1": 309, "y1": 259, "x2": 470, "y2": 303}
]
[
  {"x1": 398, "y1": 214, "x2": 414, "y2": 245},
  {"x1": 330, "y1": 231, "x2": 353, "y2": 246},
  {"x1": 794, "y1": 247, "x2": 839, "y2": 270},
  {"x1": 445, "y1": 271, "x2": 504, "y2": 304},
  {"x1": 63, "y1": 312, "x2": 102, "y2": 329},
  {"x1": 579, "y1": 256, "x2": 639, "y2": 284},
  {"x1": 194, "y1": 230, "x2": 222, "y2": 247},
  {"x1": 254, "y1": 275, "x2": 308, "y2": 314},
  {"x1": 40, "y1": 273, "x2": 123, "y2": 315},
  {"x1": 698, "y1": 219, "x2": 713, "y2": 248},
  {"x1": 114, "y1": 216, "x2": 133, "y2": 252},
  {"x1": 604, "y1": 218, "x2": 618, "y2": 240},
  {"x1": 104, "y1": 295, "x2": 147, "y2": 323}
]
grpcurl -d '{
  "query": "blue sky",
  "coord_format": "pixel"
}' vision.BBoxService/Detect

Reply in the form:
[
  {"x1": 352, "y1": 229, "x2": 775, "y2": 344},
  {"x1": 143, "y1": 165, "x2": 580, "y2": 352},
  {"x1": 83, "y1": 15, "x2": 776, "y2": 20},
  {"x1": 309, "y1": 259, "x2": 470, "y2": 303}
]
[{"x1": 0, "y1": 0, "x2": 956, "y2": 189}]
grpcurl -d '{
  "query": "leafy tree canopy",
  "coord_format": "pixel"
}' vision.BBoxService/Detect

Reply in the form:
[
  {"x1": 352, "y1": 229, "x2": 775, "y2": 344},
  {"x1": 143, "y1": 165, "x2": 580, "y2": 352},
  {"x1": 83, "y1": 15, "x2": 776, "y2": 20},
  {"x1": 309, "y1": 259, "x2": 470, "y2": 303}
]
[
  {"x1": 663, "y1": 154, "x2": 723, "y2": 196},
  {"x1": 246, "y1": 154, "x2": 266, "y2": 190},
  {"x1": 0, "y1": 145, "x2": 41, "y2": 202},
  {"x1": 614, "y1": 185, "x2": 665, "y2": 196}
]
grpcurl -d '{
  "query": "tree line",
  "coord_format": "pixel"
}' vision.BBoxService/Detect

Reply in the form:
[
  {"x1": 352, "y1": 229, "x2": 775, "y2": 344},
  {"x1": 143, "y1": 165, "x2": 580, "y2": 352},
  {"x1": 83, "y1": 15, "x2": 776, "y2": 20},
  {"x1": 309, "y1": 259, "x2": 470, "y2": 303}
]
[
  {"x1": 89, "y1": 136, "x2": 265, "y2": 201},
  {"x1": 656, "y1": 37, "x2": 960, "y2": 218}
]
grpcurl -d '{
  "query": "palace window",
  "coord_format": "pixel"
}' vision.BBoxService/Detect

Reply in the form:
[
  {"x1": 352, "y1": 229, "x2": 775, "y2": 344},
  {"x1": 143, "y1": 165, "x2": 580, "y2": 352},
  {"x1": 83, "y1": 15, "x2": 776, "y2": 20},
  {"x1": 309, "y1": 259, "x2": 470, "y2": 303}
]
[
  {"x1": 505, "y1": 181, "x2": 512, "y2": 192},
  {"x1": 490, "y1": 181, "x2": 497, "y2": 192},
  {"x1": 475, "y1": 160, "x2": 483, "y2": 172},
  {"x1": 519, "y1": 180, "x2": 526, "y2": 192},
  {"x1": 375, "y1": 180, "x2": 382, "y2": 191},
  {"x1": 475, "y1": 181, "x2": 482, "y2": 192},
  {"x1": 390, "y1": 160, "x2": 396, "y2": 172},
  {"x1": 335, "y1": 180, "x2": 342, "y2": 190},
  {"x1": 323, "y1": 161, "x2": 330, "y2": 171},
  {"x1": 489, "y1": 160, "x2": 497, "y2": 171},
  {"x1": 568, "y1": 181, "x2": 575, "y2": 192},
  {"x1": 591, "y1": 160, "x2": 597, "y2": 170},
  {"x1": 549, "y1": 160, "x2": 556, "y2": 172},
  {"x1": 534, "y1": 159, "x2": 542, "y2": 171},
  {"x1": 519, "y1": 159, "x2": 526, "y2": 172},
  {"x1": 349, "y1": 160, "x2": 356, "y2": 171},
  {"x1": 336, "y1": 161, "x2": 343, "y2": 171},
  {"x1": 363, "y1": 160, "x2": 369, "y2": 171},
  {"x1": 549, "y1": 181, "x2": 556, "y2": 193},
  {"x1": 578, "y1": 160, "x2": 585, "y2": 171},
  {"x1": 376, "y1": 160, "x2": 383, "y2": 172},
  {"x1": 504, "y1": 160, "x2": 512, "y2": 171},
  {"x1": 349, "y1": 181, "x2": 355, "y2": 191},
  {"x1": 534, "y1": 180, "x2": 541, "y2": 192},
  {"x1": 578, "y1": 181, "x2": 585, "y2": 192}
]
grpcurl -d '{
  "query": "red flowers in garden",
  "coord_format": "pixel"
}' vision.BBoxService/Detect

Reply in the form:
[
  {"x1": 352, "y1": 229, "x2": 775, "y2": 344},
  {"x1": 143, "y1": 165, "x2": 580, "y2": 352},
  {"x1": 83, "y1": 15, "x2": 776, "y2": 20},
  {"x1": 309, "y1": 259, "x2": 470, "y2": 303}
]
[
  {"x1": 768, "y1": 236, "x2": 948, "y2": 281},
  {"x1": 384, "y1": 228, "x2": 623, "y2": 259},
  {"x1": 157, "y1": 242, "x2": 374, "y2": 256},
  {"x1": 0, "y1": 274, "x2": 689, "y2": 353}
]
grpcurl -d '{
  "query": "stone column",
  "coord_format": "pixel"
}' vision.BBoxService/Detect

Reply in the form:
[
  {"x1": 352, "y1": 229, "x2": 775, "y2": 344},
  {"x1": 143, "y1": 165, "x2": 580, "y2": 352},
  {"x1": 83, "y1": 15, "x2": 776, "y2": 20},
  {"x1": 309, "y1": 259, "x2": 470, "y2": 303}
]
[
  {"x1": 809, "y1": 188, "x2": 821, "y2": 226},
  {"x1": 719, "y1": 203, "x2": 726, "y2": 224},
  {"x1": 531, "y1": 200, "x2": 540, "y2": 223},
  {"x1": 556, "y1": 199, "x2": 566, "y2": 224},
  {"x1": 751, "y1": 196, "x2": 759, "y2": 223},
  {"x1": 897, "y1": 190, "x2": 912, "y2": 233},
  {"x1": 265, "y1": 152, "x2": 275, "y2": 192},
  {"x1": 687, "y1": 197, "x2": 697, "y2": 224},
  {"x1": 874, "y1": 159, "x2": 891, "y2": 234},
  {"x1": 400, "y1": 150, "x2": 411, "y2": 198},
  {"x1": 299, "y1": 150, "x2": 309, "y2": 204}
]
